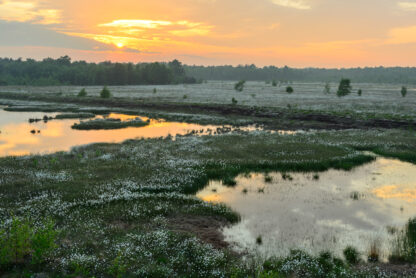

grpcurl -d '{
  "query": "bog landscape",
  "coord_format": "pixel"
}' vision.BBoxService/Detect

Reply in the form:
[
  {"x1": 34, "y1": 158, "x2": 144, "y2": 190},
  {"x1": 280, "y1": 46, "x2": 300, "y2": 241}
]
[{"x1": 0, "y1": 1, "x2": 416, "y2": 277}]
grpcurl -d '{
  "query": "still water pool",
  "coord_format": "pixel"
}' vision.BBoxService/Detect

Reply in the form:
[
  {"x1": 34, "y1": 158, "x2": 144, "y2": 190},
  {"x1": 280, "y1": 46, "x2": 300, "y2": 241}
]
[
  {"x1": 197, "y1": 156, "x2": 416, "y2": 261},
  {"x1": 0, "y1": 109, "x2": 240, "y2": 156}
]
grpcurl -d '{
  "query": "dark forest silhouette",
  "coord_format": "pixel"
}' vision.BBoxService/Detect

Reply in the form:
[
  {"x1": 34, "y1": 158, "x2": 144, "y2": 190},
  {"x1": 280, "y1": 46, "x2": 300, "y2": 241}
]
[
  {"x1": 0, "y1": 56, "x2": 197, "y2": 86},
  {"x1": 185, "y1": 64, "x2": 416, "y2": 84},
  {"x1": 1, "y1": 56, "x2": 416, "y2": 85}
]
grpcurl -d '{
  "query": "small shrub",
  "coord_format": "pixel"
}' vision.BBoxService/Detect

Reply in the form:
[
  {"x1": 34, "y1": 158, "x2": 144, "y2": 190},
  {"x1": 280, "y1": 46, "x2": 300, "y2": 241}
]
[
  {"x1": 324, "y1": 82, "x2": 331, "y2": 94},
  {"x1": 343, "y1": 246, "x2": 360, "y2": 265},
  {"x1": 78, "y1": 88, "x2": 87, "y2": 97},
  {"x1": 337, "y1": 79, "x2": 352, "y2": 97},
  {"x1": 401, "y1": 86, "x2": 407, "y2": 98},
  {"x1": 100, "y1": 86, "x2": 111, "y2": 98},
  {"x1": 31, "y1": 219, "x2": 58, "y2": 264},
  {"x1": 108, "y1": 253, "x2": 128, "y2": 278},
  {"x1": 8, "y1": 217, "x2": 32, "y2": 264},
  {"x1": 313, "y1": 174, "x2": 320, "y2": 180},
  {"x1": 256, "y1": 236, "x2": 263, "y2": 245},
  {"x1": 357, "y1": 89, "x2": 362, "y2": 96},
  {"x1": 242, "y1": 188, "x2": 248, "y2": 194},
  {"x1": 265, "y1": 175, "x2": 273, "y2": 183},
  {"x1": 0, "y1": 217, "x2": 58, "y2": 266},
  {"x1": 153, "y1": 88, "x2": 157, "y2": 94},
  {"x1": 272, "y1": 80, "x2": 277, "y2": 87},
  {"x1": 231, "y1": 97, "x2": 238, "y2": 105},
  {"x1": 234, "y1": 80, "x2": 245, "y2": 92},
  {"x1": 183, "y1": 94, "x2": 188, "y2": 99},
  {"x1": 286, "y1": 86, "x2": 294, "y2": 94}
]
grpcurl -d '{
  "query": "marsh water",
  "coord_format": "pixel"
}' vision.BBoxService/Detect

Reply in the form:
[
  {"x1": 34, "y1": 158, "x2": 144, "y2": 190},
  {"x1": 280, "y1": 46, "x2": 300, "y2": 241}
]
[
  {"x1": 197, "y1": 157, "x2": 416, "y2": 261},
  {"x1": 0, "y1": 108, "x2": 243, "y2": 156}
]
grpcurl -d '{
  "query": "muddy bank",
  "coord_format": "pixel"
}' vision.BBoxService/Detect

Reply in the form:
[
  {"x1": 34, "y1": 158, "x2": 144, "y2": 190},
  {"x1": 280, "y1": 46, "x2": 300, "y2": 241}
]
[{"x1": 167, "y1": 215, "x2": 231, "y2": 249}]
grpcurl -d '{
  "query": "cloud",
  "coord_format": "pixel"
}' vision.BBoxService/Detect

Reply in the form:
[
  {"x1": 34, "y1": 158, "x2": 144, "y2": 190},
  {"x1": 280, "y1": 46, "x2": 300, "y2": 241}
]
[
  {"x1": 99, "y1": 19, "x2": 213, "y2": 37},
  {"x1": 99, "y1": 20, "x2": 173, "y2": 29},
  {"x1": 0, "y1": 20, "x2": 118, "y2": 51},
  {"x1": 398, "y1": 1, "x2": 416, "y2": 11},
  {"x1": 63, "y1": 32, "x2": 147, "y2": 53},
  {"x1": 269, "y1": 0, "x2": 311, "y2": 10},
  {"x1": 75, "y1": 18, "x2": 214, "y2": 50},
  {"x1": 0, "y1": 0, "x2": 61, "y2": 24},
  {"x1": 385, "y1": 25, "x2": 416, "y2": 44}
]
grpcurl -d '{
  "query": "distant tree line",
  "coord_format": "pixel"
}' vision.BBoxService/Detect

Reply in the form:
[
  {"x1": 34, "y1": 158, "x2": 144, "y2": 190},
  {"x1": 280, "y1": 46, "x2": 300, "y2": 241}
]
[
  {"x1": 184, "y1": 65, "x2": 416, "y2": 84},
  {"x1": 0, "y1": 56, "x2": 198, "y2": 86},
  {"x1": 2, "y1": 57, "x2": 415, "y2": 85}
]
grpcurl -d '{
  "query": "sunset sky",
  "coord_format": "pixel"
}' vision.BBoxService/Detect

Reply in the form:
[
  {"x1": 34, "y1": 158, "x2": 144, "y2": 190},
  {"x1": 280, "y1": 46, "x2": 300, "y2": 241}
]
[{"x1": 1, "y1": 0, "x2": 416, "y2": 67}]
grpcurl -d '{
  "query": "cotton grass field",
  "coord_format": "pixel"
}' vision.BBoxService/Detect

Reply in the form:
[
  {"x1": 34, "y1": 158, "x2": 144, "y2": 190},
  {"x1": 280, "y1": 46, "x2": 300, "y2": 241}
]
[{"x1": 1, "y1": 81, "x2": 415, "y2": 120}]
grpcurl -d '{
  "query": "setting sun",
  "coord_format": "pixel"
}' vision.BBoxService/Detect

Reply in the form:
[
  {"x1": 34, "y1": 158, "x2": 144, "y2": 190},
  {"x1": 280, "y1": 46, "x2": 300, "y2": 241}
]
[{"x1": 116, "y1": 42, "x2": 124, "y2": 48}]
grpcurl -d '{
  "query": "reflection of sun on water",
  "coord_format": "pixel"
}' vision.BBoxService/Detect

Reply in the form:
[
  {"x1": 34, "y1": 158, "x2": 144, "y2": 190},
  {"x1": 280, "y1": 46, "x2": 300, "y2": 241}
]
[
  {"x1": 201, "y1": 194, "x2": 222, "y2": 203},
  {"x1": 0, "y1": 110, "x2": 238, "y2": 157}
]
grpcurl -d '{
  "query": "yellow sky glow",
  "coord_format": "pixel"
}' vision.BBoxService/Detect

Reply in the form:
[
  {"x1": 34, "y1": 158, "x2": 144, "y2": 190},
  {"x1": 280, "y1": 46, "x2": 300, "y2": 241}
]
[{"x1": 0, "y1": 0, "x2": 416, "y2": 66}]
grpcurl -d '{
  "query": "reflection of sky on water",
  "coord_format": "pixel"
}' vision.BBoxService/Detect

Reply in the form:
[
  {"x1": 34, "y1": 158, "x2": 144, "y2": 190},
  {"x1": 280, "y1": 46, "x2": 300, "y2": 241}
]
[
  {"x1": 0, "y1": 110, "x2": 224, "y2": 156},
  {"x1": 197, "y1": 158, "x2": 416, "y2": 261}
]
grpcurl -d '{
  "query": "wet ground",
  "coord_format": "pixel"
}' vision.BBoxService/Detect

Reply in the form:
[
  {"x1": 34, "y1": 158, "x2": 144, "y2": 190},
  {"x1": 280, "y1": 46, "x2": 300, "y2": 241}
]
[{"x1": 197, "y1": 156, "x2": 416, "y2": 261}]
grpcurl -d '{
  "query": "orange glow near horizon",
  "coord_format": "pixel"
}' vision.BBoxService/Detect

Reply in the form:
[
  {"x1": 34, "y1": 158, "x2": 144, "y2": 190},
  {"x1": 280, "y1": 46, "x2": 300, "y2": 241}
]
[{"x1": 1, "y1": 0, "x2": 416, "y2": 66}]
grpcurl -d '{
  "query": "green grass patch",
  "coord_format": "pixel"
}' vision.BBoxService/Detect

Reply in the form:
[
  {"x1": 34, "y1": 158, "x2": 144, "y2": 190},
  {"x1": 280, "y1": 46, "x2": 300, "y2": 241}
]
[
  {"x1": 54, "y1": 112, "x2": 96, "y2": 119},
  {"x1": 72, "y1": 118, "x2": 149, "y2": 130}
]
